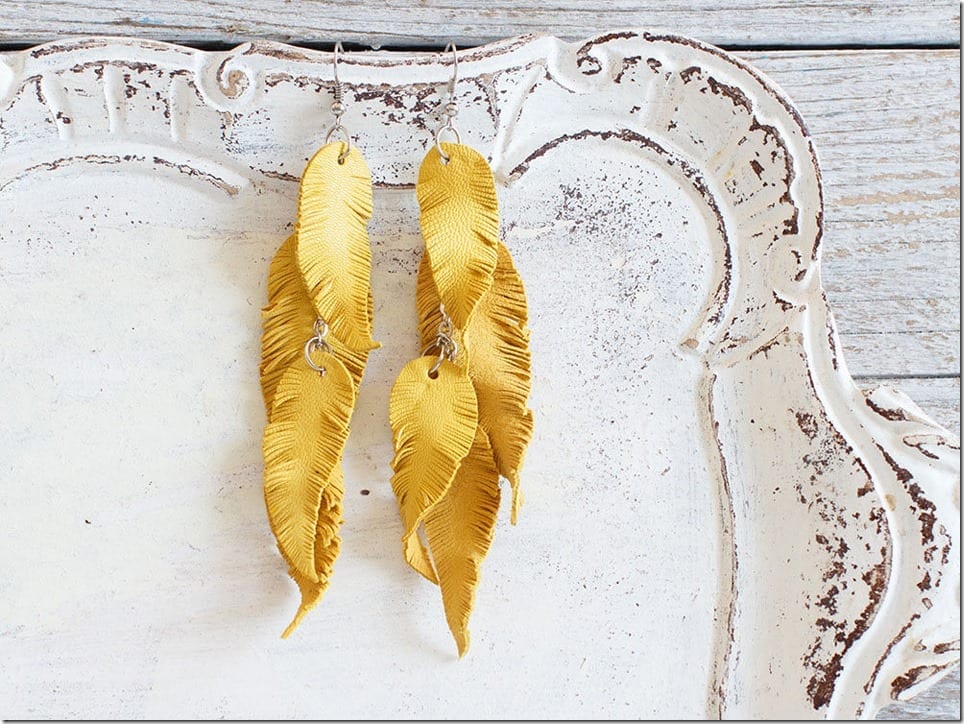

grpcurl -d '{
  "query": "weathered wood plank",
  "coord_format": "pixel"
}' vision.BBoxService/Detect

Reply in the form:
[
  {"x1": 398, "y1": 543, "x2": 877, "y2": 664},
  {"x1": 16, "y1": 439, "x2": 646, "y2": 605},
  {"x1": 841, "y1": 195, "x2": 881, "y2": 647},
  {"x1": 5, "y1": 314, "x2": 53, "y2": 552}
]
[
  {"x1": 0, "y1": 37, "x2": 957, "y2": 720},
  {"x1": 768, "y1": 52, "x2": 962, "y2": 719},
  {"x1": 878, "y1": 666, "x2": 961, "y2": 721},
  {"x1": 860, "y1": 374, "x2": 960, "y2": 722},
  {"x1": 0, "y1": 1, "x2": 958, "y2": 48},
  {"x1": 741, "y1": 50, "x2": 960, "y2": 380},
  {"x1": 859, "y1": 377, "x2": 960, "y2": 433}
]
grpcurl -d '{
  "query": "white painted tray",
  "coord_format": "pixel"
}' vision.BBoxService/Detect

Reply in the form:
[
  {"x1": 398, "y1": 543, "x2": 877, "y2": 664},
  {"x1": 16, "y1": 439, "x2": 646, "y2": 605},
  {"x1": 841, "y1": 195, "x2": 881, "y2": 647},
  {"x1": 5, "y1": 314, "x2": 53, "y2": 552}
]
[{"x1": 0, "y1": 32, "x2": 958, "y2": 719}]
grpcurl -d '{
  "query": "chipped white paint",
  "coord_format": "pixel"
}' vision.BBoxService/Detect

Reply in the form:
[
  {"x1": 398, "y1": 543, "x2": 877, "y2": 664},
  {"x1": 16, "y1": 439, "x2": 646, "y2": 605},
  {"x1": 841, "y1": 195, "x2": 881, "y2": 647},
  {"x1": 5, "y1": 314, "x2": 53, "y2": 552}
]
[
  {"x1": 741, "y1": 50, "x2": 960, "y2": 386},
  {"x1": 0, "y1": 34, "x2": 958, "y2": 719}
]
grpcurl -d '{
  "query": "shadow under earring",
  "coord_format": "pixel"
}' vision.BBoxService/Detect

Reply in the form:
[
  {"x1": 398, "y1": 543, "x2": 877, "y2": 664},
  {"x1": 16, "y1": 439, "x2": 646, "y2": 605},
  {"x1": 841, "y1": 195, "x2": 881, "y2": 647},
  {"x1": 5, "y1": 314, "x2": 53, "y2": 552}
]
[
  {"x1": 260, "y1": 43, "x2": 378, "y2": 637},
  {"x1": 388, "y1": 45, "x2": 534, "y2": 657}
]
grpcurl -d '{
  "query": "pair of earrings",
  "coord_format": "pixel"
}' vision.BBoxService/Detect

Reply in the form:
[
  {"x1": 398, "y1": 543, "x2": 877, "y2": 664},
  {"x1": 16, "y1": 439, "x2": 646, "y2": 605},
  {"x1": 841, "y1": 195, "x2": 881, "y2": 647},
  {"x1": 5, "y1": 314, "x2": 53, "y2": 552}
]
[{"x1": 259, "y1": 44, "x2": 534, "y2": 657}]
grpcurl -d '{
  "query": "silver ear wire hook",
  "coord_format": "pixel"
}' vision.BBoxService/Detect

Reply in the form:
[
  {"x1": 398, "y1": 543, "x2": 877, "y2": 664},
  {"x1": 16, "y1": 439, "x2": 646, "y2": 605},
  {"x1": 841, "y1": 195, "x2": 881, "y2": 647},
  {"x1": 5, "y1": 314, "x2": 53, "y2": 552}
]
[
  {"x1": 444, "y1": 42, "x2": 458, "y2": 102},
  {"x1": 325, "y1": 41, "x2": 351, "y2": 162},
  {"x1": 332, "y1": 42, "x2": 344, "y2": 111},
  {"x1": 433, "y1": 43, "x2": 462, "y2": 163}
]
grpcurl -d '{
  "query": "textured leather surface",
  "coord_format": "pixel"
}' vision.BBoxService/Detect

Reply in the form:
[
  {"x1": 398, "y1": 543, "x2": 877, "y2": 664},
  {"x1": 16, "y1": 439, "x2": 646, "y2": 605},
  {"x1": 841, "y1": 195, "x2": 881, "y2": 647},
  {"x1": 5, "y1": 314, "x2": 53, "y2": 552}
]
[{"x1": 389, "y1": 143, "x2": 533, "y2": 655}]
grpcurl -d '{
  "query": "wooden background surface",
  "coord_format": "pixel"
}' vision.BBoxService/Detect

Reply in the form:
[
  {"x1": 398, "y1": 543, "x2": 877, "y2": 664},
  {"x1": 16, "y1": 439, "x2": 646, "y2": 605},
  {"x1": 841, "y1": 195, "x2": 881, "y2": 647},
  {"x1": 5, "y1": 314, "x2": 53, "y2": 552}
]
[{"x1": 1, "y1": 1, "x2": 958, "y2": 719}]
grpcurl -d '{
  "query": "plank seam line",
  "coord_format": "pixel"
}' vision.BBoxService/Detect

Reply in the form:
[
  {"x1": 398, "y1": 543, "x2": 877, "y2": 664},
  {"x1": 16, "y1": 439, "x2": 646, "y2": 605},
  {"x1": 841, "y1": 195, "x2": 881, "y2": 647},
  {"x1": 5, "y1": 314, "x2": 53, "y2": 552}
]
[{"x1": 0, "y1": 40, "x2": 959, "y2": 53}]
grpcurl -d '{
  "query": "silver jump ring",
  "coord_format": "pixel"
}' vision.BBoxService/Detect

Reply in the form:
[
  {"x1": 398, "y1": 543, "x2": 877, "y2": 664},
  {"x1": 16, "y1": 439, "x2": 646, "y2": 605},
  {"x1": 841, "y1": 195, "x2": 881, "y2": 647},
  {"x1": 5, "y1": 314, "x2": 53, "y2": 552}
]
[
  {"x1": 435, "y1": 126, "x2": 461, "y2": 163},
  {"x1": 422, "y1": 333, "x2": 458, "y2": 380},
  {"x1": 304, "y1": 336, "x2": 334, "y2": 375},
  {"x1": 424, "y1": 303, "x2": 458, "y2": 376},
  {"x1": 325, "y1": 124, "x2": 351, "y2": 162},
  {"x1": 421, "y1": 335, "x2": 458, "y2": 360},
  {"x1": 428, "y1": 349, "x2": 446, "y2": 378},
  {"x1": 421, "y1": 339, "x2": 444, "y2": 358},
  {"x1": 444, "y1": 335, "x2": 458, "y2": 360},
  {"x1": 304, "y1": 316, "x2": 334, "y2": 375}
]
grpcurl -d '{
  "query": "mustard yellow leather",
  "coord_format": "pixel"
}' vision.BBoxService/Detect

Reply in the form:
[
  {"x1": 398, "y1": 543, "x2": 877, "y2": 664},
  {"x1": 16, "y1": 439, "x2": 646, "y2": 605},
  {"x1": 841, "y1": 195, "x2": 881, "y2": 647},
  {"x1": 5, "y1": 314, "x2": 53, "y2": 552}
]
[
  {"x1": 417, "y1": 143, "x2": 499, "y2": 330},
  {"x1": 260, "y1": 140, "x2": 376, "y2": 637},
  {"x1": 261, "y1": 234, "x2": 371, "y2": 409},
  {"x1": 297, "y1": 142, "x2": 378, "y2": 352},
  {"x1": 390, "y1": 143, "x2": 533, "y2": 656},
  {"x1": 423, "y1": 428, "x2": 501, "y2": 657},
  {"x1": 283, "y1": 463, "x2": 344, "y2": 638},
  {"x1": 417, "y1": 241, "x2": 533, "y2": 523},
  {"x1": 389, "y1": 356, "x2": 479, "y2": 583},
  {"x1": 263, "y1": 353, "x2": 355, "y2": 636}
]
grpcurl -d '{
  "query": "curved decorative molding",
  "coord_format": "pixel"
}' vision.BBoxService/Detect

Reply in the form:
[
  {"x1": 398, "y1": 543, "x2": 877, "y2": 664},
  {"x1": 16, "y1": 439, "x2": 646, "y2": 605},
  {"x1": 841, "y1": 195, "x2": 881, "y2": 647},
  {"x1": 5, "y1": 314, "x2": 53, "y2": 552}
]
[{"x1": 0, "y1": 32, "x2": 956, "y2": 720}]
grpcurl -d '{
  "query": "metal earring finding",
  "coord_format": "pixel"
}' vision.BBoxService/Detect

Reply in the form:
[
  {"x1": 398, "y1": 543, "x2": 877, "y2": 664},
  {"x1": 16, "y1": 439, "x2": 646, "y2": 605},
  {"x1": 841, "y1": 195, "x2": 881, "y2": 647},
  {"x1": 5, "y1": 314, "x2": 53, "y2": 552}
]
[
  {"x1": 422, "y1": 304, "x2": 459, "y2": 377},
  {"x1": 325, "y1": 42, "x2": 351, "y2": 163},
  {"x1": 304, "y1": 318, "x2": 334, "y2": 376},
  {"x1": 434, "y1": 43, "x2": 462, "y2": 163}
]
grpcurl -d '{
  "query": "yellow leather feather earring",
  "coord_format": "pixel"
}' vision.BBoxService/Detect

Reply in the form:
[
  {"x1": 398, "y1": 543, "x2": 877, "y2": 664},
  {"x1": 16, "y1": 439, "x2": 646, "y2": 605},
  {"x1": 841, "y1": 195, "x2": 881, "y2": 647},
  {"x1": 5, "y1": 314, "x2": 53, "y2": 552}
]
[
  {"x1": 260, "y1": 44, "x2": 378, "y2": 637},
  {"x1": 388, "y1": 45, "x2": 534, "y2": 656}
]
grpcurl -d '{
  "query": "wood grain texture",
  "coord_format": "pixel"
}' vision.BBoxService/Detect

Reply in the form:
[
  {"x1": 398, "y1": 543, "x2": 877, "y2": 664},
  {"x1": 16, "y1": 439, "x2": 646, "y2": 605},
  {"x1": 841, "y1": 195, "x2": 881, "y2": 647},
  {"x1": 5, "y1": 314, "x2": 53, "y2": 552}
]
[
  {"x1": 741, "y1": 50, "x2": 961, "y2": 380},
  {"x1": 0, "y1": 32, "x2": 959, "y2": 716},
  {"x1": 865, "y1": 376, "x2": 960, "y2": 720},
  {"x1": 745, "y1": 51, "x2": 961, "y2": 719},
  {"x1": 877, "y1": 666, "x2": 961, "y2": 720},
  {"x1": 0, "y1": 0, "x2": 958, "y2": 48},
  {"x1": 865, "y1": 378, "x2": 961, "y2": 433},
  {"x1": 860, "y1": 372, "x2": 960, "y2": 722}
]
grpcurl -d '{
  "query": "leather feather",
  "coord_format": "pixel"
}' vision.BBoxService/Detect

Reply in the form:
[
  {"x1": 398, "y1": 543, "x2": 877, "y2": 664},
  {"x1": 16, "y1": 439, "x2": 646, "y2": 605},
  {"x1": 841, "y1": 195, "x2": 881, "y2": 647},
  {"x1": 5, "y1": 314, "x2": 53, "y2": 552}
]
[
  {"x1": 423, "y1": 428, "x2": 501, "y2": 657},
  {"x1": 263, "y1": 353, "x2": 355, "y2": 631},
  {"x1": 389, "y1": 356, "x2": 478, "y2": 582},
  {"x1": 283, "y1": 463, "x2": 344, "y2": 638},
  {"x1": 417, "y1": 242, "x2": 534, "y2": 523},
  {"x1": 416, "y1": 143, "x2": 499, "y2": 330},
  {"x1": 296, "y1": 142, "x2": 378, "y2": 352},
  {"x1": 261, "y1": 233, "x2": 372, "y2": 411},
  {"x1": 391, "y1": 142, "x2": 531, "y2": 655}
]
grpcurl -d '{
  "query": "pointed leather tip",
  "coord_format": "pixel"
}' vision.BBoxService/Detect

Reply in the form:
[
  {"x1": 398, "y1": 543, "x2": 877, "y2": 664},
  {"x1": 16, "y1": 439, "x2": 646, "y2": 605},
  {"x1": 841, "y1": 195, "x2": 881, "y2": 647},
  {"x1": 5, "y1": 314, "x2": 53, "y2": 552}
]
[
  {"x1": 510, "y1": 483, "x2": 524, "y2": 525},
  {"x1": 339, "y1": 329, "x2": 380, "y2": 355},
  {"x1": 281, "y1": 585, "x2": 323, "y2": 639},
  {"x1": 281, "y1": 608, "x2": 307, "y2": 639},
  {"x1": 357, "y1": 332, "x2": 381, "y2": 352},
  {"x1": 455, "y1": 629, "x2": 470, "y2": 659}
]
